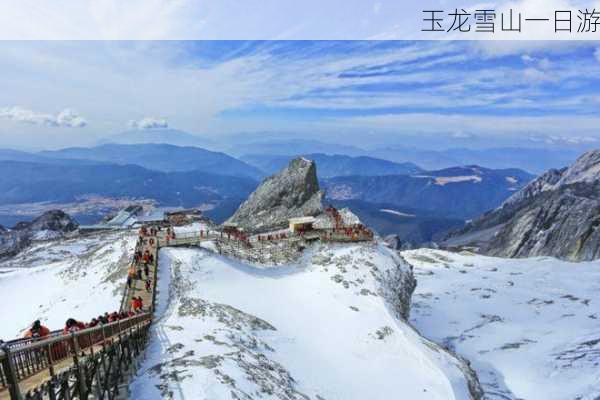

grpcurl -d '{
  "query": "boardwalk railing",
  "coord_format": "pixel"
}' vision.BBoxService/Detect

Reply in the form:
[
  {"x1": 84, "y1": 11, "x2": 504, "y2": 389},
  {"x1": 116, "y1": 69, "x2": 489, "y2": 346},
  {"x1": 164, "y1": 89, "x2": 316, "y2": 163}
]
[
  {"x1": 159, "y1": 227, "x2": 373, "y2": 249},
  {"x1": 0, "y1": 313, "x2": 151, "y2": 400}
]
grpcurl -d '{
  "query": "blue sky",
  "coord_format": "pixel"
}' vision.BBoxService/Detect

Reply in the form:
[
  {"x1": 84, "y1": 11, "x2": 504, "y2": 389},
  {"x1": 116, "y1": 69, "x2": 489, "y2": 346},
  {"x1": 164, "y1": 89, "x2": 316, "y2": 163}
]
[{"x1": 0, "y1": 40, "x2": 599, "y2": 150}]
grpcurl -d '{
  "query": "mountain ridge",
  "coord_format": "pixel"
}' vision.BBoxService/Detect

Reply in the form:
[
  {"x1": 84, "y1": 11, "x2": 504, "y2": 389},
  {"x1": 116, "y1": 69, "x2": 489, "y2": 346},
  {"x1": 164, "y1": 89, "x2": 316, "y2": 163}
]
[
  {"x1": 40, "y1": 143, "x2": 263, "y2": 179},
  {"x1": 444, "y1": 149, "x2": 600, "y2": 261}
]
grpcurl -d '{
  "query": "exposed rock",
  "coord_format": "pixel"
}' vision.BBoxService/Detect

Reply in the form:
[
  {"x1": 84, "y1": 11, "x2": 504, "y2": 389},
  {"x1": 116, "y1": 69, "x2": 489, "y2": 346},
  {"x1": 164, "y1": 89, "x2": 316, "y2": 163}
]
[
  {"x1": 444, "y1": 150, "x2": 600, "y2": 261},
  {"x1": 226, "y1": 157, "x2": 324, "y2": 232},
  {"x1": 0, "y1": 210, "x2": 79, "y2": 259},
  {"x1": 23, "y1": 210, "x2": 78, "y2": 233},
  {"x1": 313, "y1": 207, "x2": 361, "y2": 229},
  {"x1": 383, "y1": 234, "x2": 418, "y2": 251}
]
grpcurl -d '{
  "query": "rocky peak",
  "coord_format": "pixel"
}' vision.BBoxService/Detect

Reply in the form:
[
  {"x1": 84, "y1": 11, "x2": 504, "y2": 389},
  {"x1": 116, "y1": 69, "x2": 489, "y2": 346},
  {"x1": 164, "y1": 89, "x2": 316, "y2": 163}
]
[
  {"x1": 28, "y1": 210, "x2": 79, "y2": 233},
  {"x1": 557, "y1": 149, "x2": 600, "y2": 186},
  {"x1": 0, "y1": 210, "x2": 78, "y2": 259},
  {"x1": 444, "y1": 149, "x2": 600, "y2": 261},
  {"x1": 226, "y1": 157, "x2": 324, "y2": 232},
  {"x1": 503, "y1": 149, "x2": 600, "y2": 208}
]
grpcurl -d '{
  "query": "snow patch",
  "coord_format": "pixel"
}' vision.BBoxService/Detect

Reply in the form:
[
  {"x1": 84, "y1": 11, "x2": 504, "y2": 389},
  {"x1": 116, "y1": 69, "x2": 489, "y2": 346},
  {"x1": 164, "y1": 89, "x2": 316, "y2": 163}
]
[
  {"x1": 0, "y1": 231, "x2": 135, "y2": 339},
  {"x1": 380, "y1": 209, "x2": 416, "y2": 218},
  {"x1": 404, "y1": 249, "x2": 600, "y2": 400},
  {"x1": 434, "y1": 176, "x2": 482, "y2": 186}
]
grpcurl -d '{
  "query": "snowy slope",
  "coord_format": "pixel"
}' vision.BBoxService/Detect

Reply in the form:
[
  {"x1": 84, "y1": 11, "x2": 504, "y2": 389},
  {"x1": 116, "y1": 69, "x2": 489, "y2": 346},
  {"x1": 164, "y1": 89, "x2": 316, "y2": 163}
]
[
  {"x1": 0, "y1": 231, "x2": 135, "y2": 339},
  {"x1": 403, "y1": 249, "x2": 600, "y2": 400},
  {"x1": 130, "y1": 243, "x2": 479, "y2": 400}
]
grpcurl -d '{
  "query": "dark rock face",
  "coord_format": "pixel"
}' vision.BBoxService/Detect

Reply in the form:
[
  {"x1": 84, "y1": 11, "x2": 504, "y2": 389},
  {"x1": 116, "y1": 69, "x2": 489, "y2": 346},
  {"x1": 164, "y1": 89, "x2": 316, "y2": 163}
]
[
  {"x1": 0, "y1": 210, "x2": 79, "y2": 258},
  {"x1": 444, "y1": 150, "x2": 600, "y2": 261},
  {"x1": 226, "y1": 157, "x2": 323, "y2": 232},
  {"x1": 26, "y1": 210, "x2": 79, "y2": 233},
  {"x1": 383, "y1": 234, "x2": 416, "y2": 251}
]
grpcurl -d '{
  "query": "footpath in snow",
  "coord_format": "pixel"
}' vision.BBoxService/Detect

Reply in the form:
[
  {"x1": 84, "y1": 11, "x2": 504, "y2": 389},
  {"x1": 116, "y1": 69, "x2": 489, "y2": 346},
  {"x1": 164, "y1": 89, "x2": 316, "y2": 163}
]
[
  {"x1": 403, "y1": 248, "x2": 600, "y2": 400},
  {"x1": 130, "y1": 243, "x2": 477, "y2": 400}
]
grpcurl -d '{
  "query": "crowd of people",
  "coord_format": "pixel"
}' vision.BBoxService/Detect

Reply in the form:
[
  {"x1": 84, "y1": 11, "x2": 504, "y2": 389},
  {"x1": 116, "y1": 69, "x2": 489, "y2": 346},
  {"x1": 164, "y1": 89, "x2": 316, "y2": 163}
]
[
  {"x1": 22, "y1": 309, "x2": 145, "y2": 340},
  {"x1": 20, "y1": 224, "x2": 163, "y2": 342},
  {"x1": 139, "y1": 225, "x2": 160, "y2": 237}
]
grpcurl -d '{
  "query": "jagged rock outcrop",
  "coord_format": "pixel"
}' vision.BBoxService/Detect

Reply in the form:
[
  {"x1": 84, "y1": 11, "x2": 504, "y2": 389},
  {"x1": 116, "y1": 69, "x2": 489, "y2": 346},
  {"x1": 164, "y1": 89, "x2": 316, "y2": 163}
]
[
  {"x1": 226, "y1": 157, "x2": 324, "y2": 232},
  {"x1": 383, "y1": 234, "x2": 413, "y2": 251},
  {"x1": 444, "y1": 149, "x2": 600, "y2": 261},
  {"x1": 0, "y1": 210, "x2": 78, "y2": 258}
]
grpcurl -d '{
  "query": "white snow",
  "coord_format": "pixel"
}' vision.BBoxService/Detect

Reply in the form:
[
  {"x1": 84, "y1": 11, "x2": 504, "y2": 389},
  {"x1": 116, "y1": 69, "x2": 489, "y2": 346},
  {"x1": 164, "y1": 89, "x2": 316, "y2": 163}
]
[
  {"x1": 0, "y1": 231, "x2": 135, "y2": 339},
  {"x1": 434, "y1": 176, "x2": 482, "y2": 186},
  {"x1": 403, "y1": 248, "x2": 600, "y2": 400},
  {"x1": 380, "y1": 209, "x2": 416, "y2": 218},
  {"x1": 172, "y1": 222, "x2": 211, "y2": 236},
  {"x1": 31, "y1": 229, "x2": 63, "y2": 241},
  {"x1": 130, "y1": 244, "x2": 475, "y2": 400},
  {"x1": 413, "y1": 175, "x2": 483, "y2": 186}
]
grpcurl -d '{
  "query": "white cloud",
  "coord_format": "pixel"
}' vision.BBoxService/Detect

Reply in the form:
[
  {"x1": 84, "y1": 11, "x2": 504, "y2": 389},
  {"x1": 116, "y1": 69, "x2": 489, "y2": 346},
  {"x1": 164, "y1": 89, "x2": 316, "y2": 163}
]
[
  {"x1": 521, "y1": 54, "x2": 535, "y2": 63},
  {"x1": 128, "y1": 117, "x2": 168, "y2": 130},
  {"x1": 373, "y1": 2, "x2": 382, "y2": 14},
  {"x1": 56, "y1": 109, "x2": 87, "y2": 128},
  {"x1": 0, "y1": 106, "x2": 87, "y2": 127},
  {"x1": 523, "y1": 67, "x2": 554, "y2": 83}
]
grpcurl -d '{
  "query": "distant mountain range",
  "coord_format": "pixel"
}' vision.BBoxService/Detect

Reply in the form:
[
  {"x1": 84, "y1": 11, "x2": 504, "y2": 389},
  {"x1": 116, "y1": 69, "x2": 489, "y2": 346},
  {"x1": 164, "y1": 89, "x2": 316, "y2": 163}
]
[
  {"x1": 0, "y1": 160, "x2": 257, "y2": 208},
  {"x1": 0, "y1": 140, "x2": 543, "y2": 245},
  {"x1": 322, "y1": 166, "x2": 534, "y2": 219},
  {"x1": 329, "y1": 199, "x2": 464, "y2": 245},
  {"x1": 87, "y1": 127, "x2": 583, "y2": 174},
  {"x1": 241, "y1": 153, "x2": 422, "y2": 178},
  {"x1": 41, "y1": 143, "x2": 263, "y2": 180},
  {"x1": 98, "y1": 128, "x2": 216, "y2": 149},
  {"x1": 226, "y1": 139, "x2": 366, "y2": 158},
  {"x1": 370, "y1": 146, "x2": 580, "y2": 174}
]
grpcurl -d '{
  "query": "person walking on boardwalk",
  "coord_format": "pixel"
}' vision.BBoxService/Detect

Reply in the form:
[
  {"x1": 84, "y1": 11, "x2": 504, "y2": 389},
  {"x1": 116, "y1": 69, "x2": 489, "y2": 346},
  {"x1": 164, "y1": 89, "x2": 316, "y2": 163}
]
[
  {"x1": 144, "y1": 263, "x2": 149, "y2": 279},
  {"x1": 24, "y1": 320, "x2": 50, "y2": 339},
  {"x1": 131, "y1": 297, "x2": 139, "y2": 313},
  {"x1": 142, "y1": 250, "x2": 150, "y2": 266},
  {"x1": 145, "y1": 278, "x2": 152, "y2": 293},
  {"x1": 128, "y1": 264, "x2": 136, "y2": 280},
  {"x1": 137, "y1": 266, "x2": 143, "y2": 280},
  {"x1": 132, "y1": 296, "x2": 144, "y2": 313},
  {"x1": 127, "y1": 275, "x2": 132, "y2": 289}
]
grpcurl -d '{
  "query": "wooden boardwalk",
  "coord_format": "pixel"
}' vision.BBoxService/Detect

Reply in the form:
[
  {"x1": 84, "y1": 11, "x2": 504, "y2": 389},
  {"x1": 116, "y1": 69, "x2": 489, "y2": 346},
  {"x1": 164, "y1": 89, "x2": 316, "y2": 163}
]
[
  {"x1": 0, "y1": 220, "x2": 374, "y2": 400},
  {"x1": 121, "y1": 236, "x2": 159, "y2": 315},
  {"x1": 0, "y1": 230, "x2": 161, "y2": 400}
]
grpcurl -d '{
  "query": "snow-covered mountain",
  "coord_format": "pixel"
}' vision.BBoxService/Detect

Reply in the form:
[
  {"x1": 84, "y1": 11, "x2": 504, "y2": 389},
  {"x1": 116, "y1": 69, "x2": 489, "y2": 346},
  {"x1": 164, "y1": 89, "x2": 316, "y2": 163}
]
[
  {"x1": 0, "y1": 230, "x2": 134, "y2": 339},
  {"x1": 130, "y1": 243, "x2": 480, "y2": 399},
  {"x1": 0, "y1": 210, "x2": 79, "y2": 259},
  {"x1": 403, "y1": 248, "x2": 600, "y2": 400},
  {"x1": 445, "y1": 149, "x2": 600, "y2": 260},
  {"x1": 0, "y1": 229, "x2": 483, "y2": 399}
]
